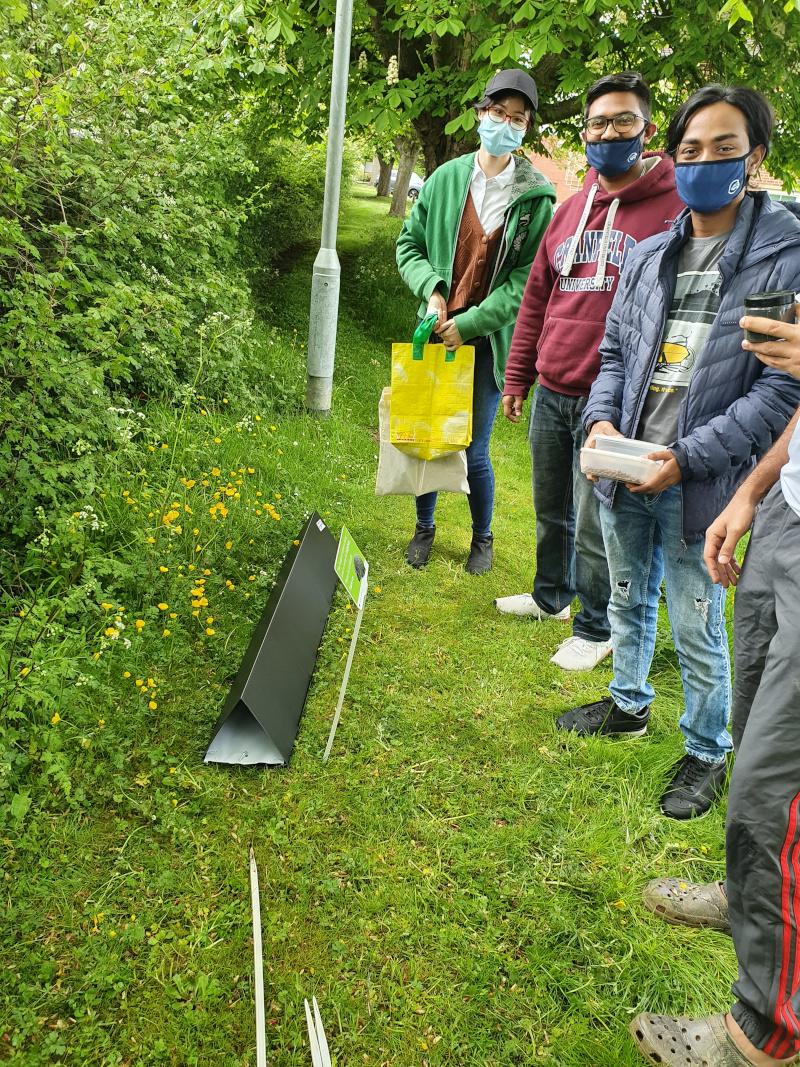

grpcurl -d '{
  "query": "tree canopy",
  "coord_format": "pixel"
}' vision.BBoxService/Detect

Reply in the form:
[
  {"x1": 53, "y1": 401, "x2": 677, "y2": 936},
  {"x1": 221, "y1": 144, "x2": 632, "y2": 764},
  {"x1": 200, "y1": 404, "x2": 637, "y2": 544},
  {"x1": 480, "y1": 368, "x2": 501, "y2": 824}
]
[{"x1": 265, "y1": 0, "x2": 800, "y2": 183}]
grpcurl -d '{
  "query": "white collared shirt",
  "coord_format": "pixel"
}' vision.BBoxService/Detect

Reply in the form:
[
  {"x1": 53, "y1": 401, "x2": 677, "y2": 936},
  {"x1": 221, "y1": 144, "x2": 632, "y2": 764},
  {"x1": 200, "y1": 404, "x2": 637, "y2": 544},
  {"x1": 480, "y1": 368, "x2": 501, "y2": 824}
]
[
  {"x1": 781, "y1": 418, "x2": 800, "y2": 517},
  {"x1": 470, "y1": 154, "x2": 515, "y2": 235}
]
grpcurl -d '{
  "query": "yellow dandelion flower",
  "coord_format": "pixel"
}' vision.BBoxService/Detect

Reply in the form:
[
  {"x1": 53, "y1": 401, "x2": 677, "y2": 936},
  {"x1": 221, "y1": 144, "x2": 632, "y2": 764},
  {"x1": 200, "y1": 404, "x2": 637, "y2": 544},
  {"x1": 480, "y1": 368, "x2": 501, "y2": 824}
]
[
  {"x1": 51, "y1": 712, "x2": 61, "y2": 724},
  {"x1": 293, "y1": 539, "x2": 300, "y2": 546},
  {"x1": 206, "y1": 616, "x2": 213, "y2": 623},
  {"x1": 270, "y1": 425, "x2": 276, "y2": 431},
  {"x1": 193, "y1": 528, "x2": 199, "y2": 535},
  {"x1": 214, "y1": 437, "x2": 221, "y2": 443},
  {"x1": 211, "y1": 468, "x2": 220, "y2": 477},
  {"x1": 225, "y1": 541, "x2": 232, "y2": 550},
  {"x1": 204, "y1": 569, "x2": 211, "y2": 576},
  {"x1": 147, "y1": 536, "x2": 155, "y2": 544},
  {"x1": 169, "y1": 613, "x2": 177, "y2": 619},
  {"x1": 278, "y1": 449, "x2": 283, "y2": 454},
  {"x1": 188, "y1": 564, "x2": 195, "y2": 571},
  {"x1": 135, "y1": 620, "x2": 145, "y2": 628},
  {"x1": 255, "y1": 415, "x2": 261, "y2": 421},
  {"x1": 148, "y1": 700, "x2": 157, "y2": 709},
  {"x1": 159, "y1": 566, "x2": 168, "y2": 573},
  {"x1": 135, "y1": 679, "x2": 143, "y2": 686},
  {"x1": 20, "y1": 666, "x2": 30, "y2": 677},
  {"x1": 200, "y1": 409, "x2": 207, "y2": 415},
  {"x1": 148, "y1": 445, "x2": 155, "y2": 452},
  {"x1": 123, "y1": 671, "x2": 131, "y2": 678},
  {"x1": 247, "y1": 467, "x2": 255, "y2": 473},
  {"x1": 158, "y1": 603, "x2": 168, "y2": 611},
  {"x1": 199, "y1": 597, "x2": 208, "y2": 607},
  {"x1": 148, "y1": 678, "x2": 155, "y2": 686},
  {"x1": 256, "y1": 510, "x2": 262, "y2": 516},
  {"x1": 248, "y1": 576, "x2": 255, "y2": 581},
  {"x1": 195, "y1": 545, "x2": 201, "y2": 552},
  {"x1": 374, "y1": 587, "x2": 381, "y2": 593},
  {"x1": 191, "y1": 610, "x2": 200, "y2": 616},
  {"x1": 161, "y1": 443, "x2": 168, "y2": 450},
  {"x1": 206, "y1": 627, "x2": 215, "y2": 636},
  {"x1": 222, "y1": 398, "x2": 228, "y2": 404},
  {"x1": 162, "y1": 629, "x2": 170, "y2": 637}
]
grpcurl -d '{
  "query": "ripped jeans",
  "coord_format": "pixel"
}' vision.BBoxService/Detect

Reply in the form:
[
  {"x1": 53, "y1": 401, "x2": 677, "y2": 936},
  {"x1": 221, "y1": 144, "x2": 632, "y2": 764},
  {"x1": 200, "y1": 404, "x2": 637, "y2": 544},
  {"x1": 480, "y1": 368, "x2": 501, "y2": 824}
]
[{"x1": 599, "y1": 484, "x2": 732, "y2": 763}]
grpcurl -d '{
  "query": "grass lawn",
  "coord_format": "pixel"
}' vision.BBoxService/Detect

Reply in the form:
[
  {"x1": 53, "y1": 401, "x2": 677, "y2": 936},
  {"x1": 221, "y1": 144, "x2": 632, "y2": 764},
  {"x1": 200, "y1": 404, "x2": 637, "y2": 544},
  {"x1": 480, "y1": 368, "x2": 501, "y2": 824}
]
[{"x1": 1, "y1": 188, "x2": 736, "y2": 1067}]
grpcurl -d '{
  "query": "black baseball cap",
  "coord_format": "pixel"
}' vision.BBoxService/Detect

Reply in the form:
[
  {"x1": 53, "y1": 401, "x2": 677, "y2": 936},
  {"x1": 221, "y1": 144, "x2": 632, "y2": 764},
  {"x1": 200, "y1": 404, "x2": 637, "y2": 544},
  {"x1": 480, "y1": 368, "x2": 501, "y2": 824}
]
[{"x1": 476, "y1": 68, "x2": 538, "y2": 115}]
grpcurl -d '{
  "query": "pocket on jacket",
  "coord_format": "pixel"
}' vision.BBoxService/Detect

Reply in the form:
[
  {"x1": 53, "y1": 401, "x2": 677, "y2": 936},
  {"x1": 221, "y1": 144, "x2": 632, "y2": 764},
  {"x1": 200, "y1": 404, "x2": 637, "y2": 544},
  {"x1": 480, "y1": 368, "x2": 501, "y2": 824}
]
[{"x1": 536, "y1": 317, "x2": 608, "y2": 391}]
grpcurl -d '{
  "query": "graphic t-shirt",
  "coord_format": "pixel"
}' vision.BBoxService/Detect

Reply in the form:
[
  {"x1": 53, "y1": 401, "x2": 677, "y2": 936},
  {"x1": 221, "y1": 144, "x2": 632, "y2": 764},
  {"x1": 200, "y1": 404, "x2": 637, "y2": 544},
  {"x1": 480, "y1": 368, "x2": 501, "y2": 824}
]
[{"x1": 637, "y1": 229, "x2": 732, "y2": 445}]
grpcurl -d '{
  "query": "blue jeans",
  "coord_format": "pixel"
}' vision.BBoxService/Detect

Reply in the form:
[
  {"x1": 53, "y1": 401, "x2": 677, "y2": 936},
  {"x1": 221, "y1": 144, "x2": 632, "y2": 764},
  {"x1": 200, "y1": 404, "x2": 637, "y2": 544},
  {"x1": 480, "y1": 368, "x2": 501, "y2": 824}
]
[
  {"x1": 415, "y1": 336, "x2": 501, "y2": 538},
  {"x1": 528, "y1": 384, "x2": 611, "y2": 642},
  {"x1": 600, "y1": 484, "x2": 733, "y2": 763}
]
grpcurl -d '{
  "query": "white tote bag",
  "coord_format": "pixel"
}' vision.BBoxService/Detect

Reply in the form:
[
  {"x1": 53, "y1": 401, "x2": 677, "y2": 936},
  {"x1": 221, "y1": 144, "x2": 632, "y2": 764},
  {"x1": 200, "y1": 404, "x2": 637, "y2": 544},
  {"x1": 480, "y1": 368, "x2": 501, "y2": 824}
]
[{"x1": 375, "y1": 388, "x2": 469, "y2": 497}]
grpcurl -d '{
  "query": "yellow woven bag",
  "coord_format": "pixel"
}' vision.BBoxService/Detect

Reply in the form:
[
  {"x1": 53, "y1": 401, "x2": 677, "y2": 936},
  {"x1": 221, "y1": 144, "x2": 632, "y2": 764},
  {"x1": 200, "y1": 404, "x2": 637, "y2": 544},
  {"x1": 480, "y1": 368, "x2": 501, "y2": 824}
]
[{"x1": 390, "y1": 313, "x2": 475, "y2": 461}]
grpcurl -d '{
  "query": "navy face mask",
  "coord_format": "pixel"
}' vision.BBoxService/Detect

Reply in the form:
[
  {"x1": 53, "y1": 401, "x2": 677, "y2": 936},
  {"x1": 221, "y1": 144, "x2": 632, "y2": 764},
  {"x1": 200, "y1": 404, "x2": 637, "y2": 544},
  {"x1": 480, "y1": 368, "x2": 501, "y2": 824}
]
[
  {"x1": 674, "y1": 153, "x2": 749, "y2": 214},
  {"x1": 585, "y1": 134, "x2": 643, "y2": 178}
]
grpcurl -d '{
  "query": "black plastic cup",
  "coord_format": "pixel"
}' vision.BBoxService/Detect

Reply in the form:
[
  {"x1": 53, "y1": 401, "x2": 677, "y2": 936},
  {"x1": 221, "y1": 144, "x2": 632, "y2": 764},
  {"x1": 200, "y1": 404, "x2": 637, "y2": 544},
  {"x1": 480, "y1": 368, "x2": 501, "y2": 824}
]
[{"x1": 743, "y1": 290, "x2": 797, "y2": 343}]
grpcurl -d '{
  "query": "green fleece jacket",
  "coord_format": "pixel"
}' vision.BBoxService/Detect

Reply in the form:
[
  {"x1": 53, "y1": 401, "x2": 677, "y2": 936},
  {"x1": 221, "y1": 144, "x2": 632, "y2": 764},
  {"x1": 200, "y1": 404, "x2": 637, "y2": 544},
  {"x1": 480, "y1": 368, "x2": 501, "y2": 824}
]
[{"x1": 396, "y1": 152, "x2": 555, "y2": 388}]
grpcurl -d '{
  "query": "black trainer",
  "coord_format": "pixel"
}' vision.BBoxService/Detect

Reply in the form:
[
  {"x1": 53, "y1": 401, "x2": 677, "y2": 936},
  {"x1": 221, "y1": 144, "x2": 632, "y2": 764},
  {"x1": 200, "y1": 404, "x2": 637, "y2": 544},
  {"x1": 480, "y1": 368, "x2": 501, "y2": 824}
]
[
  {"x1": 556, "y1": 696, "x2": 649, "y2": 737},
  {"x1": 660, "y1": 754, "x2": 728, "y2": 820},
  {"x1": 405, "y1": 523, "x2": 435, "y2": 569},
  {"x1": 465, "y1": 533, "x2": 493, "y2": 575}
]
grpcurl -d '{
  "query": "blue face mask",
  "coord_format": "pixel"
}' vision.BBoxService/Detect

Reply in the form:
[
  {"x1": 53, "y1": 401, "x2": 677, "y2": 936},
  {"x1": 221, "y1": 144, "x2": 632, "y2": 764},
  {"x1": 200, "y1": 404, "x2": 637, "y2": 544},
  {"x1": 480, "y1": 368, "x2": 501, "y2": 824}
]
[
  {"x1": 478, "y1": 115, "x2": 525, "y2": 157},
  {"x1": 584, "y1": 134, "x2": 643, "y2": 178},
  {"x1": 674, "y1": 153, "x2": 749, "y2": 214}
]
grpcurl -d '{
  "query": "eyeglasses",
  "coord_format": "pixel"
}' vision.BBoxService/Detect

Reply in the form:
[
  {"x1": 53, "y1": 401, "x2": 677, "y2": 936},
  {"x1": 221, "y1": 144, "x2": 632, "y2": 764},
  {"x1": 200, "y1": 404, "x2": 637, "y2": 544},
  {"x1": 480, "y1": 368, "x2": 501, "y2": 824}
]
[
  {"x1": 485, "y1": 105, "x2": 530, "y2": 133},
  {"x1": 583, "y1": 112, "x2": 647, "y2": 135}
]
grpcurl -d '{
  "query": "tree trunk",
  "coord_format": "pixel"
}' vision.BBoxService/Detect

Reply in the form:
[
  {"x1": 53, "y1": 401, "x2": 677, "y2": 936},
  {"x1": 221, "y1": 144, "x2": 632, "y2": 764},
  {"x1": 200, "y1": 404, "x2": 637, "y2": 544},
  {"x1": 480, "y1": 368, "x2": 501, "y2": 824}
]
[
  {"x1": 413, "y1": 112, "x2": 475, "y2": 175},
  {"x1": 375, "y1": 152, "x2": 394, "y2": 197},
  {"x1": 388, "y1": 135, "x2": 419, "y2": 218}
]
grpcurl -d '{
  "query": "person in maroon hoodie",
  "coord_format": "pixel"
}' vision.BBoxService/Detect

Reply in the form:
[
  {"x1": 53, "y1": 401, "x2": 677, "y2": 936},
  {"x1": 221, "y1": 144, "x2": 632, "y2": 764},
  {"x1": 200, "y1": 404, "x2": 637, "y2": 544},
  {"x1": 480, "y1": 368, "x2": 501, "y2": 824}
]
[{"x1": 496, "y1": 72, "x2": 685, "y2": 673}]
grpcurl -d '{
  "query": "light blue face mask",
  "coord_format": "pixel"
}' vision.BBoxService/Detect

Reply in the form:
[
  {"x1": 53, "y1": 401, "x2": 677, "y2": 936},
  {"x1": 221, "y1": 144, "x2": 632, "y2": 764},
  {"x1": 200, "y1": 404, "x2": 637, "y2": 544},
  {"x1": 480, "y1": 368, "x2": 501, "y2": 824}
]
[{"x1": 478, "y1": 115, "x2": 525, "y2": 157}]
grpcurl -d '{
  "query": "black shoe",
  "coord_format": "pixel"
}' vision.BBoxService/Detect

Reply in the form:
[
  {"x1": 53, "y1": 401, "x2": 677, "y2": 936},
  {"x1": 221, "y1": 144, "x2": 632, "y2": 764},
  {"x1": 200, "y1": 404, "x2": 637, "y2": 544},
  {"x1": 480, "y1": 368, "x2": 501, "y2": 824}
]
[
  {"x1": 556, "y1": 696, "x2": 650, "y2": 737},
  {"x1": 405, "y1": 523, "x2": 435, "y2": 569},
  {"x1": 465, "y1": 533, "x2": 493, "y2": 575},
  {"x1": 660, "y1": 754, "x2": 728, "y2": 820}
]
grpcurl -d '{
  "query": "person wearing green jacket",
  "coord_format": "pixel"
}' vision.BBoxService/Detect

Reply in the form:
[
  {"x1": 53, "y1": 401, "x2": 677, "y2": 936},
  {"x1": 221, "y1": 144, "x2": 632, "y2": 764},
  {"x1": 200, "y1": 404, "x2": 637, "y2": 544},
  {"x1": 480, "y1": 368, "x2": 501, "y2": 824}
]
[{"x1": 396, "y1": 69, "x2": 556, "y2": 574}]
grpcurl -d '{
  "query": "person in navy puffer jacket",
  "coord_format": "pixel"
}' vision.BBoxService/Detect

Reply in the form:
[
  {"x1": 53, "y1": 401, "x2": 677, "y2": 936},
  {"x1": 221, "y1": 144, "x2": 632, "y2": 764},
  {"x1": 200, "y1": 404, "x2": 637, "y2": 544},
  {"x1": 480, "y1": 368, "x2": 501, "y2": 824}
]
[{"x1": 557, "y1": 84, "x2": 800, "y2": 821}]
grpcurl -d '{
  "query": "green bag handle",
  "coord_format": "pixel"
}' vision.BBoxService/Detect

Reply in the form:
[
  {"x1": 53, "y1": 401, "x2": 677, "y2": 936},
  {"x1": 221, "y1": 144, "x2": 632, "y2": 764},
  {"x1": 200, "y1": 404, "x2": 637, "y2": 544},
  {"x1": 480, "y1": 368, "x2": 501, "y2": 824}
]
[{"x1": 412, "y1": 313, "x2": 456, "y2": 362}]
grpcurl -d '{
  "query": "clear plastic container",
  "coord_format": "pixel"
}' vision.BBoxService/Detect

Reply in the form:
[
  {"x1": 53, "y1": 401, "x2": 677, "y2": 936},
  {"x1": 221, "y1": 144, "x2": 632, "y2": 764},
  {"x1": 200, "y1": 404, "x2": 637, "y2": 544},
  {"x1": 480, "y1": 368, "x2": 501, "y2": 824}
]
[{"x1": 579, "y1": 434, "x2": 666, "y2": 485}]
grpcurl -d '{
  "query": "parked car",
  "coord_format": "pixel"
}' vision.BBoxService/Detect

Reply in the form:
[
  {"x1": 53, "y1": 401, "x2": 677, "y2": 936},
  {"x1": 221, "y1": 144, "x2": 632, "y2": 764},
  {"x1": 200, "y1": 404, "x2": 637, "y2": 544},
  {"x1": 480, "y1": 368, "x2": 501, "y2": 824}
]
[{"x1": 374, "y1": 170, "x2": 425, "y2": 200}]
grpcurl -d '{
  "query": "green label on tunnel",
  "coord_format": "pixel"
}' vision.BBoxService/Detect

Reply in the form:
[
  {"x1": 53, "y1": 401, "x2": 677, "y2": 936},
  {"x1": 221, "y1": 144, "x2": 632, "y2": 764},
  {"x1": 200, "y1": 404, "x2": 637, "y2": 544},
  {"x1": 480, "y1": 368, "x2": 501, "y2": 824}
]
[{"x1": 334, "y1": 527, "x2": 368, "y2": 607}]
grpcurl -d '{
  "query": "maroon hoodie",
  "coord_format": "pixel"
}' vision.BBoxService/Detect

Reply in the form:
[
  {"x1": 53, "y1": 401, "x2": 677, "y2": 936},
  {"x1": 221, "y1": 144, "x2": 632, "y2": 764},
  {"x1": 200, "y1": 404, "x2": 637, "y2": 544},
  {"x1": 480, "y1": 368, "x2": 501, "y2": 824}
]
[{"x1": 504, "y1": 151, "x2": 685, "y2": 398}]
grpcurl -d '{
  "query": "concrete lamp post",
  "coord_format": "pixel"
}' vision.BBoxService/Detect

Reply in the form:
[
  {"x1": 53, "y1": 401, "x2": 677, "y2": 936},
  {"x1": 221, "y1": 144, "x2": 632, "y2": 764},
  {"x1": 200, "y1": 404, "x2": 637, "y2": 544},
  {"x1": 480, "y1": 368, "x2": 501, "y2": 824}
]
[{"x1": 305, "y1": 0, "x2": 354, "y2": 415}]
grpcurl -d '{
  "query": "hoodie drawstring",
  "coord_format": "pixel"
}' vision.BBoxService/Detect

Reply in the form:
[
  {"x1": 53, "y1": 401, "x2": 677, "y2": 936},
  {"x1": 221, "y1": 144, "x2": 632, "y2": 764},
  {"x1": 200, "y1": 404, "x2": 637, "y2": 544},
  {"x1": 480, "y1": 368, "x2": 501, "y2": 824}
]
[
  {"x1": 559, "y1": 183, "x2": 597, "y2": 278},
  {"x1": 594, "y1": 197, "x2": 620, "y2": 288},
  {"x1": 559, "y1": 183, "x2": 621, "y2": 290}
]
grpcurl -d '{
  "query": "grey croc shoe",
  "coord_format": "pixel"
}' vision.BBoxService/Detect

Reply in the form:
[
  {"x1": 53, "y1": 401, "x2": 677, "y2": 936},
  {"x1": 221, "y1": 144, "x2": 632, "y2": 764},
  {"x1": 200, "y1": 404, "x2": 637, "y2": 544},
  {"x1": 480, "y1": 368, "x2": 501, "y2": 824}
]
[
  {"x1": 630, "y1": 1013, "x2": 770, "y2": 1066},
  {"x1": 642, "y1": 878, "x2": 730, "y2": 934}
]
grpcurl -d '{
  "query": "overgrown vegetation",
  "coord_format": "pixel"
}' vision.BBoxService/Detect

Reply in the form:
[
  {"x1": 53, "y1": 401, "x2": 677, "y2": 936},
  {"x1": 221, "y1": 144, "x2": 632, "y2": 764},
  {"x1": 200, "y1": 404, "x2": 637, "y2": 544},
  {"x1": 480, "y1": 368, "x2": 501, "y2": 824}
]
[{"x1": 1, "y1": 194, "x2": 736, "y2": 1067}]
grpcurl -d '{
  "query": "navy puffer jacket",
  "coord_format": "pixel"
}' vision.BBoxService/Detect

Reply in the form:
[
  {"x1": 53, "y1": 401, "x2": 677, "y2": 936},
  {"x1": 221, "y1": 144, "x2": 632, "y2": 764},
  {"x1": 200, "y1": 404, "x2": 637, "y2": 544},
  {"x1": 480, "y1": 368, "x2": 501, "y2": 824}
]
[{"x1": 583, "y1": 192, "x2": 800, "y2": 543}]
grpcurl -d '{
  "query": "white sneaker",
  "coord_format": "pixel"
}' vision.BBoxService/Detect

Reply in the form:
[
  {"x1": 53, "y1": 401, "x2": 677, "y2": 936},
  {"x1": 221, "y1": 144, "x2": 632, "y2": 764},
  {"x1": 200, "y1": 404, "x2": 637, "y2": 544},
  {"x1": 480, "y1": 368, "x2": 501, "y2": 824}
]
[
  {"x1": 494, "y1": 593, "x2": 570, "y2": 620},
  {"x1": 550, "y1": 636, "x2": 613, "y2": 672}
]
